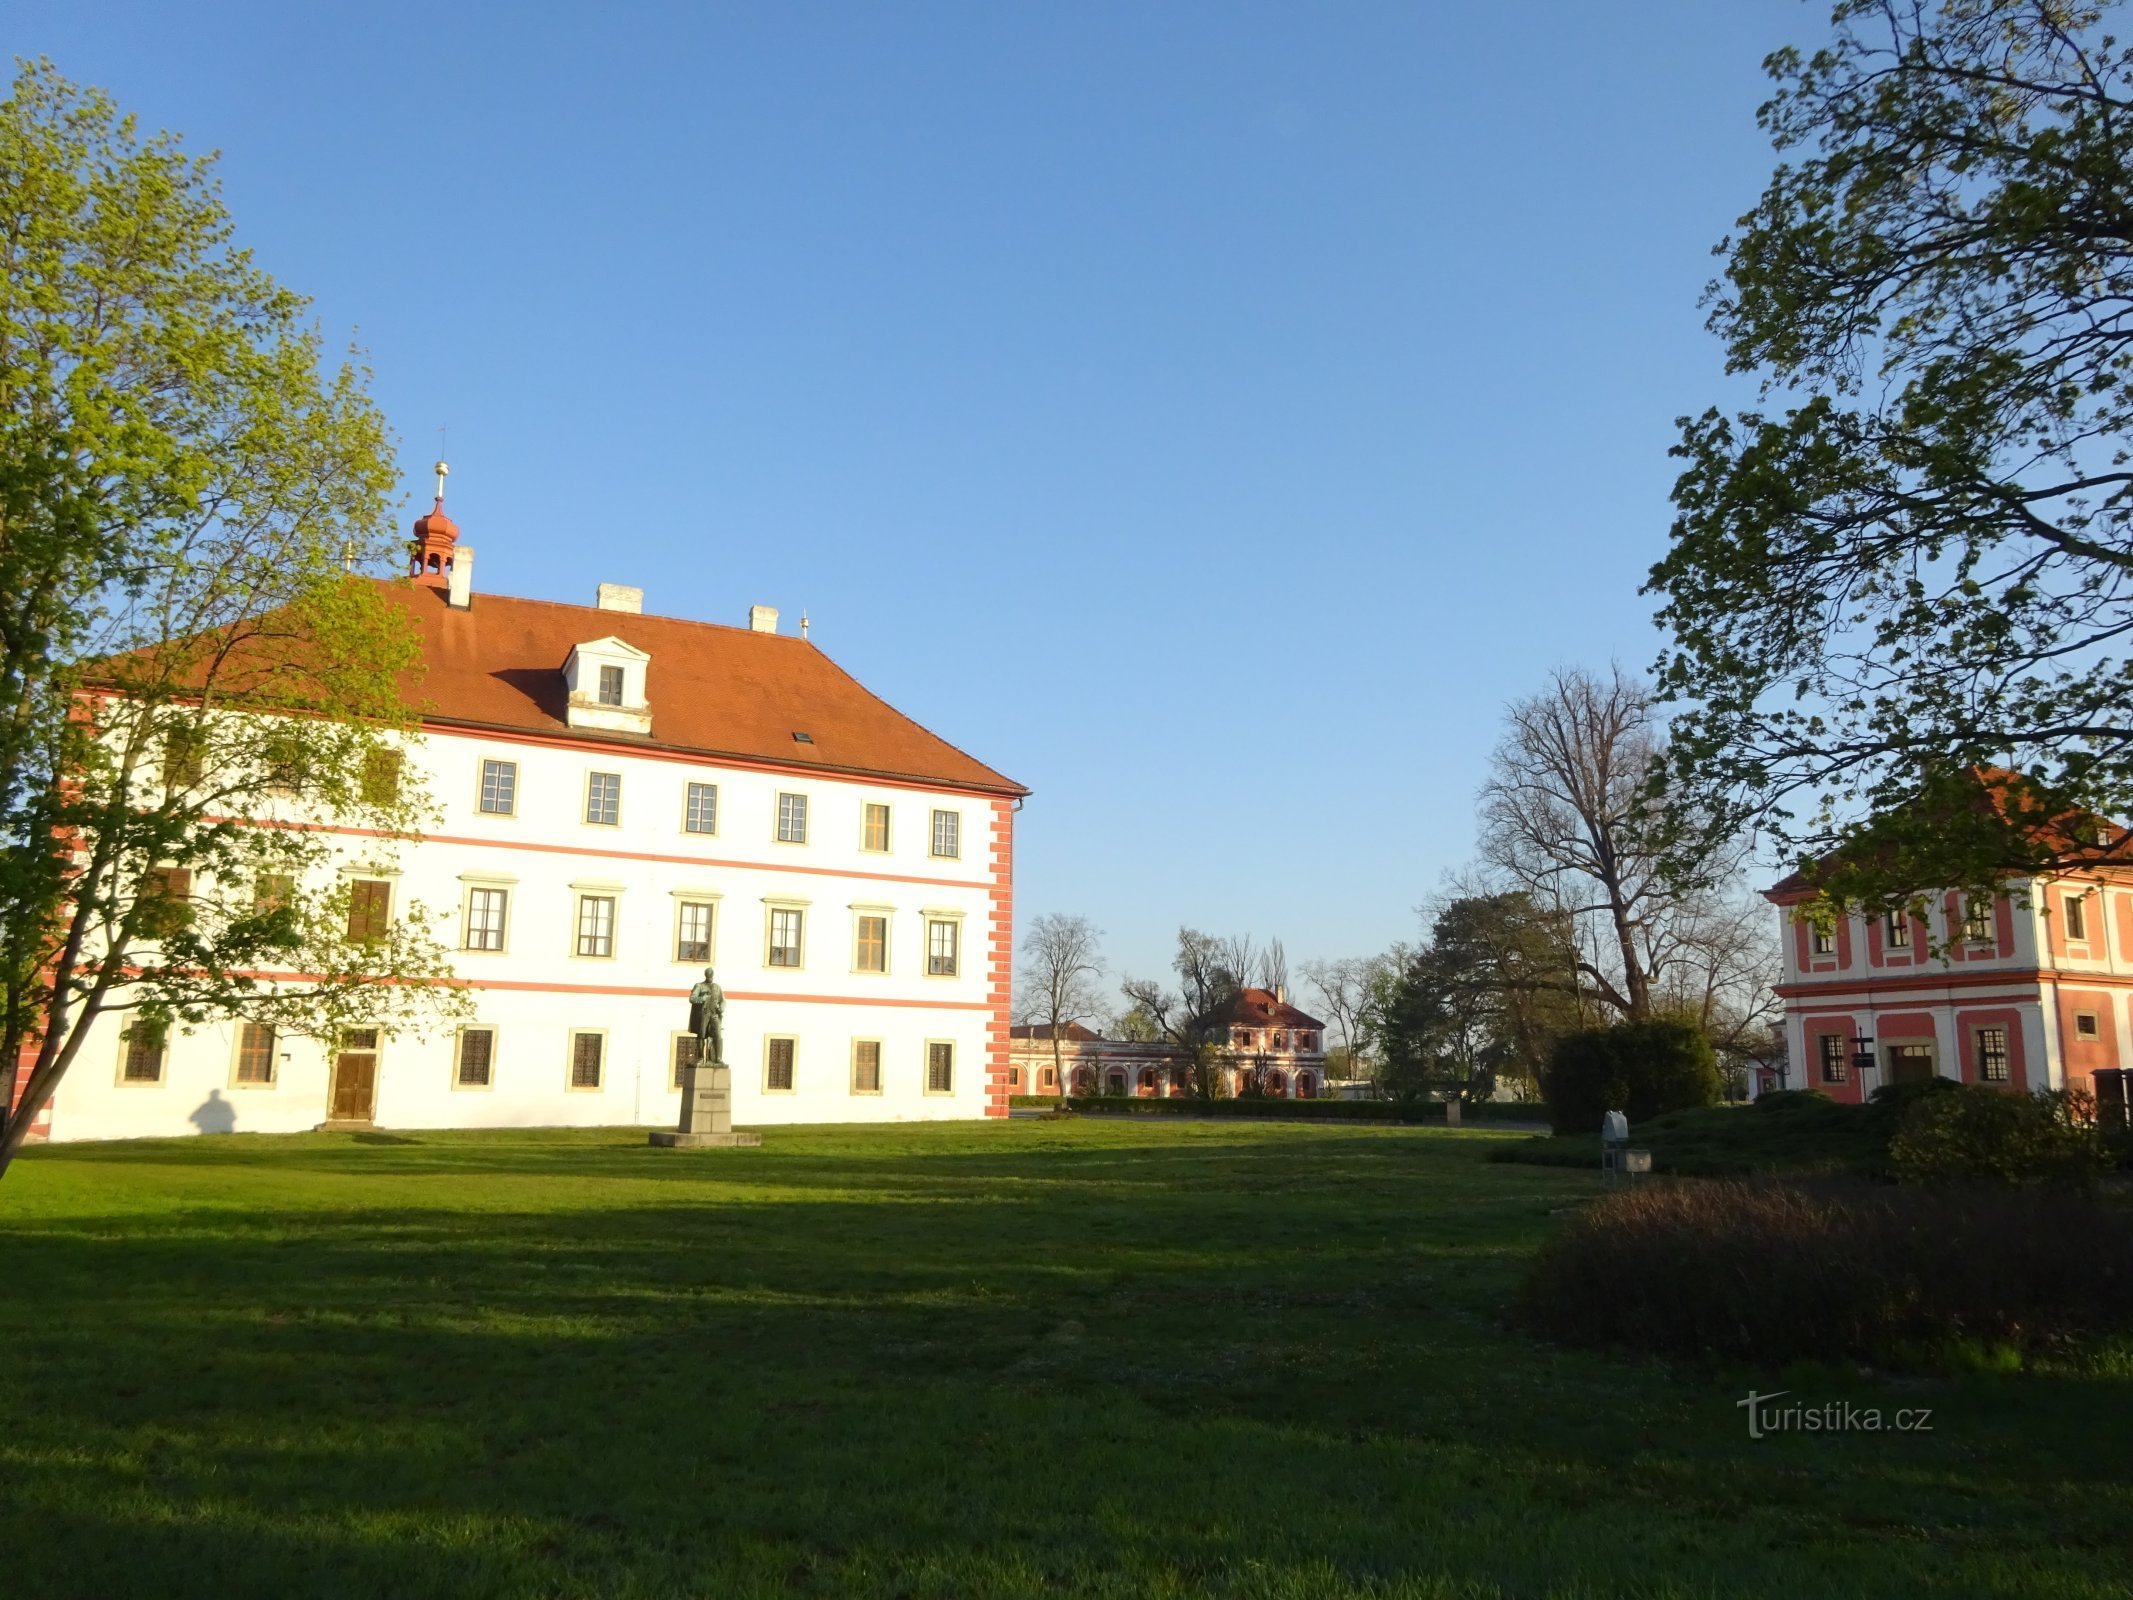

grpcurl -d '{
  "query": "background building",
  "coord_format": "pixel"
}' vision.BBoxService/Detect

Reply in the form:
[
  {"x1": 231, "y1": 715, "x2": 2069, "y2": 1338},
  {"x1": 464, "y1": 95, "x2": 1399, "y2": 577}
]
[{"x1": 1008, "y1": 988, "x2": 1327, "y2": 1098}]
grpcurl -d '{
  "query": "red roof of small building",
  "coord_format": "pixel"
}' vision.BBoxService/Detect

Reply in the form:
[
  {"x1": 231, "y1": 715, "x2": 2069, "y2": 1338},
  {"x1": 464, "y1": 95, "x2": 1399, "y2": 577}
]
[
  {"x1": 382, "y1": 580, "x2": 1023, "y2": 795},
  {"x1": 1009, "y1": 1022, "x2": 1104, "y2": 1042},
  {"x1": 1205, "y1": 987, "x2": 1325, "y2": 1032}
]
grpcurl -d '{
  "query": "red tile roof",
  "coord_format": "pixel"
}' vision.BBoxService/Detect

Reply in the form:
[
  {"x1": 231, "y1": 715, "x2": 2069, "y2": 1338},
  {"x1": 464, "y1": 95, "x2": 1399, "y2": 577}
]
[
  {"x1": 1206, "y1": 987, "x2": 1325, "y2": 1032},
  {"x1": 383, "y1": 581, "x2": 1023, "y2": 795}
]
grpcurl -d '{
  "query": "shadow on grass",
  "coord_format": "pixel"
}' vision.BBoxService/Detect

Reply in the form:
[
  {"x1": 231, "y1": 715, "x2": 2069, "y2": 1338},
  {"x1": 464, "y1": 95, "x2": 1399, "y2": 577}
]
[{"x1": 3, "y1": 1124, "x2": 2130, "y2": 1598}]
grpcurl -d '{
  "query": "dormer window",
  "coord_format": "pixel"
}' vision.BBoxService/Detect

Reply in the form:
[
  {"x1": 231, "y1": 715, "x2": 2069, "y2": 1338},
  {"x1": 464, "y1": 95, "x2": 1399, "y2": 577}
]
[{"x1": 563, "y1": 637, "x2": 652, "y2": 736}]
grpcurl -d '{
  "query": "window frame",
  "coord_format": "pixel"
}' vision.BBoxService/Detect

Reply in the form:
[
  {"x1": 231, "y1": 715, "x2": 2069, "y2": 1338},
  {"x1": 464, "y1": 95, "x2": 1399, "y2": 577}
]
[
  {"x1": 924, "y1": 1039, "x2": 955, "y2": 1096},
  {"x1": 584, "y1": 770, "x2": 622, "y2": 827},
  {"x1": 345, "y1": 877, "x2": 393, "y2": 943},
  {"x1": 478, "y1": 758, "x2": 519, "y2": 817},
  {"x1": 776, "y1": 791, "x2": 809, "y2": 845},
  {"x1": 596, "y1": 663, "x2": 626, "y2": 707},
  {"x1": 1809, "y1": 924, "x2": 1836, "y2": 956},
  {"x1": 766, "y1": 905, "x2": 805, "y2": 969},
  {"x1": 1818, "y1": 1033, "x2": 1848, "y2": 1085},
  {"x1": 231, "y1": 1021, "x2": 277, "y2": 1088},
  {"x1": 117, "y1": 1019, "x2": 168, "y2": 1086},
  {"x1": 764, "y1": 1034, "x2": 798, "y2": 1094},
  {"x1": 850, "y1": 1037, "x2": 884, "y2": 1095},
  {"x1": 360, "y1": 747, "x2": 404, "y2": 806},
  {"x1": 1884, "y1": 910, "x2": 1912, "y2": 949},
  {"x1": 2065, "y1": 892, "x2": 2090, "y2": 943},
  {"x1": 862, "y1": 802, "x2": 891, "y2": 853},
  {"x1": 575, "y1": 893, "x2": 618, "y2": 959},
  {"x1": 463, "y1": 884, "x2": 510, "y2": 953},
  {"x1": 566, "y1": 1029, "x2": 607, "y2": 1092},
  {"x1": 852, "y1": 910, "x2": 889, "y2": 974},
  {"x1": 925, "y1": 916, "x2": 961, "y2": 978},
  {"x1": 2074, "y1": 1010, "x2": 2101, "y2": 1040},
  {"x1": 454, "y1": 1024, "x2": 499, "y2": 1091},
  {"x1": 1975, "y1": 1025, "x2": 2010, "y2": 1083},
  {"x1": 684, "y1": 781, "x2": 719, "y2": 836},
  {"x1": 670, "y1": 1031, "x2": 701, "y2": 1091},
  {"x1": 674, "y1": 898, "x2": 716, "y2": 965},
  {"x1": 929, "y1": 808, "x2": 961, "y2": 860}
]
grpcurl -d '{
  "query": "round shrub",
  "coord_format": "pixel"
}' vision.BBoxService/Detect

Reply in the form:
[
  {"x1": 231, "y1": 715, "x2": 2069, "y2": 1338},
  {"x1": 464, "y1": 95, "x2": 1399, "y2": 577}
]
[
  {"x1": 1752, "y1": 1088, "x2": 1832, "y2": 1114},
  {"x1": 1540, "y1": 1021, "x2": 1720, "y2": 1135},
  {"x1": 1888, "y1": 1085, "x2": 2105, "y2": 1187}
]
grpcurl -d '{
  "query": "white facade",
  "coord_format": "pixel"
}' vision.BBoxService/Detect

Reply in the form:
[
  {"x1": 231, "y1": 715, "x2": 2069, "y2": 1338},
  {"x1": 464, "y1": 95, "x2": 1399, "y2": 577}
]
[{"x1": 46, "y1": 687, "x2": 1015, "y2": 1142}]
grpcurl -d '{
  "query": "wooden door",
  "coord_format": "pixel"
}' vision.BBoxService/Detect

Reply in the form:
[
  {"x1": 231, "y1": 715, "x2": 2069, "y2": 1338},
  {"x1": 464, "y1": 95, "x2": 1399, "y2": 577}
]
[
  {"x1": 330, "y1": 1029, "x2": 380, "y2": 1121},
  {"x1": 1887, "y1": 1044, "x2": 1935, "y2": 1085}
]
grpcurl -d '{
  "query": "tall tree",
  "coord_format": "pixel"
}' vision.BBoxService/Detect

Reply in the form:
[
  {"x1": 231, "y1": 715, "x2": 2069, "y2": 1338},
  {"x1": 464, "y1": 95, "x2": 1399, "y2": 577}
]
[
  {"x1": 1014, "y1": 912, "x2": 1105, "y2": 1102},
  {"x1": 1300, "y1": 954, "x2": 1392, "y2": 1081},
  {"x1": 0, "y1": 64, "x2": 463, "y2": 1172},
  {"x1": 1477, "y1": 666, "x2": 1770, "y2": 1029},
  {"x1": 1649, "y1": 0, "x2": 2133, "y2": 904},
  {"x1": 1120, "y1": 927, "x2": 1247, "y2": 1099}
]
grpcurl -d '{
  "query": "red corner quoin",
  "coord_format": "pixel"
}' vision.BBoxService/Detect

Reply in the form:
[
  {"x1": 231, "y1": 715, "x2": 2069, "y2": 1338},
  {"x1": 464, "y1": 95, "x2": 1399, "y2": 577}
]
[{"x1": 985, "y1": 798, "x2": 1015, "y2": 1117}]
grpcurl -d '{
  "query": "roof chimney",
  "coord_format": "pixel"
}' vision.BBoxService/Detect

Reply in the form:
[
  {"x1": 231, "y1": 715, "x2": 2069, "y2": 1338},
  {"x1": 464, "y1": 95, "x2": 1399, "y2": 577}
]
[
  {"x1": 447, "y1": 547, "x2": 474, "y2": 609},
  {"x1": 597, "y1": 583, "x2": 642, "y2": 614},
  {"x1": 749, "y1": 604, "x2": 779, "y2": 634}
]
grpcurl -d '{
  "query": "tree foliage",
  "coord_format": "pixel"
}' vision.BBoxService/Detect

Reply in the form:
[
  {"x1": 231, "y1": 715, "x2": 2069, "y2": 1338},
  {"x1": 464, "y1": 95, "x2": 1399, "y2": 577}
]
[
  {"x1": 1540, "y1": 1021, "x2": 1721, "y2": 1136},
  {"x1": 0, "y1": 63, "x2": 462, "y2": 1169},
  {"x1": 1649, "y1": 0, "x2": 2133, "y2": 903}
]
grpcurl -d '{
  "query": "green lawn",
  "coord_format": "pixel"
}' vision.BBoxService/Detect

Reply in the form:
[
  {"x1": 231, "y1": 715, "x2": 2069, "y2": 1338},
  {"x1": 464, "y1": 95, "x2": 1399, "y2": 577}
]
[{"x1": 0, "y1": 1119, "x2": 2127, "y2": 1599}]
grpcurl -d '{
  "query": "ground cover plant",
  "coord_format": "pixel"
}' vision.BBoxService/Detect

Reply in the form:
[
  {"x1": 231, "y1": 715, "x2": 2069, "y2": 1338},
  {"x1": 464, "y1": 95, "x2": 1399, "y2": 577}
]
[
  {"x1": 1518, "y1": 1177, "x2": 2133, "y2": 1371},
  {"x1": 2, "y1": 1119, "x2": 2130, "y2": 1598},
  {"x1": 1490, "y1": 1092, "x2": 1892, "y2": 1177}
]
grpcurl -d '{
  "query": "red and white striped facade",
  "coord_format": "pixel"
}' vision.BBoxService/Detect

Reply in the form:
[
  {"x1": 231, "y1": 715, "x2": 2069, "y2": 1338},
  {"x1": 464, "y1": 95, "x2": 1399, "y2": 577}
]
[{"x1": 1764, "y1": 874, "x2": 2132, "y2": 1101}]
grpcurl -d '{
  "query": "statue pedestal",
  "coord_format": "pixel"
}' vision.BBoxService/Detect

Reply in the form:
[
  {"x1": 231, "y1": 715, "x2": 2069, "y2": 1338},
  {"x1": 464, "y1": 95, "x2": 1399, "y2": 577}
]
[{"x1": 649, "y1": 1061, "x2": 761, "y2": 1149}]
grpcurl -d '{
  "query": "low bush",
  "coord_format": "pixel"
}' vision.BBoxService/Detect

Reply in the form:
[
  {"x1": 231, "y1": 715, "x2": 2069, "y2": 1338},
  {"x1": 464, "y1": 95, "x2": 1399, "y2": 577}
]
[
  {"x1": 1036, "y1": 1096, "x2": 1546, "y2": 1124},
  {"x1": 1517, "y1": 1177, "x2": 2133, "y2": 1367},
  {"x1": 1540, "y1": 1021, "x2": 1721, "y2": 1134},
  {"x1": 1751, "y1": 1088, "x2": 1831, "y2": 1114},
  {"x1": 1887, "y1": 1085, "x2": 2107, "y2": 1187},
  {"x1": 1489, "y1": 1095, "x2": 1889, "y2": 1177}
]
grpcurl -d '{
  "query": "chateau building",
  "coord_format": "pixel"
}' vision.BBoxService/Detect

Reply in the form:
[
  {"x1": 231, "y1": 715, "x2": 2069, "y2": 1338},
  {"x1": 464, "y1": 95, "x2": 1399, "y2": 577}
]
[
  {"x1": 33, "y1": 476, "x2": 1024, "y2": 1142},
  {"x1": 1763, "y1": 778, "x2": 2130, "y2": 1101},
  {"x1": 1007, "y1": 988, "x2": 1327, "y2": 1098}
]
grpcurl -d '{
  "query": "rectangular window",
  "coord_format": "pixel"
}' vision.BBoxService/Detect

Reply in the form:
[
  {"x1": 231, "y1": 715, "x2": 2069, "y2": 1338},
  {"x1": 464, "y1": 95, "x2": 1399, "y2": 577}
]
[
  {"x1": 1976, "y1": 1026, "x2": 2009, "y2": 1083},
  {"x1": 162, "y1": 725, "x2": 204, "y2": 791},
  {"x1": 456, "y1": 1026, "x2": 496, "y2": 1088},
  {"x1": 852, "y1": 1039, "x2": 882, "y2": 1094},
  {"x1": 676, "y1": 900, "x2": 715, "y2": 963},
  {"x1": 926, "y1": 1041, "x2": 954, "y2": 1094},
  {"x1": 576, "y1": 895, "x2": 616, "y2": 958},
  {"x1": 684, "y1": 781, "x2": 718, "y2": 835},
  {"x1": 2066, "y1": 893, "x2": 2089, "y2": 942},
  {"x1": 479, "y1": 759, "x2": 518, "y2": 816},
  {"x1": 768, "y1": 907, "x2": 804, "y2": 968},
  {"x1": 2075, "y1": 1011, "x2": 2100, "y2": 1039},
  {"x1": 360, "y1": 748, "x2": 403, "y2": 806},
  {"x1": 597, "y1": 664, "x2": 625, "y2": 706},
  {"x1": 776, "y1": 792, "x2": 809, "y2": 843},
  {"x1": 854, "y1": 914, "x2": 887, "y2": 973},
  {"x1": 140, "y1": 866, "x2": 194, "y2": 937},
  {"x1": 671, "y1": 1033, "x2": 699, "y2": 1089},
  {"x1": 464, "y1": 886, "x2": 508, "y2": 952},
  {"x1": 1818, "y1": 1033, "x2": 1848, "y2": 1084},
  {"x1": 863, "y1": 803, "x2": 891, "y2": 852},
  {"x1": 346, "y1": 878, "x2": 391, "y2": 942},
  {"x1": 926, "y1": 918, "x2": 959, "y2": 977},
  {"x1": 121, "y1": 1020, "x2": 167, "y2": 1084},
  {"x1": 253, "y1": 873, "x2": 295, "y2": 915},
  {"x1": 263, "y1": 733, "x2": 306, "y2": 795},
  {"x1": 585, "y1": 771, "x2": 621, "y2": 826},
  {"x1": 569, "y1": 1031, "x2": 604, "y2": 1090},
  {"x1": 1884, "y1": 911, "x2": 1911, "y2": 949},
  {"x1": 765, "y1": 1036, "x2": 796, "y2": 1093},
  {"x1": 235, "y1": 1022, "x2": 276, "y2": 1085},
  {"x1": 930, "y1": 809, "x2": 960, "y2": 859},
  {"x1": 1810, "y1": 925, "x2": 1836, "y2": 956},
  {"x1": 1964, "y1": 896, "x2": 1993, "y2": 943}
]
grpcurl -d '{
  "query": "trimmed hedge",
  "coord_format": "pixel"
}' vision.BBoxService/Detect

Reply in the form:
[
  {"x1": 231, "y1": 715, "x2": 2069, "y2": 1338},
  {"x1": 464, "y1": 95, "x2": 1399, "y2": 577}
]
[
  {"x1": 1540, "y1": 1021, "x2": 1720, "y2": 1135},
  {"x1": 1010, "y1": 1095, "x2": 1544, "y2": 1123}
]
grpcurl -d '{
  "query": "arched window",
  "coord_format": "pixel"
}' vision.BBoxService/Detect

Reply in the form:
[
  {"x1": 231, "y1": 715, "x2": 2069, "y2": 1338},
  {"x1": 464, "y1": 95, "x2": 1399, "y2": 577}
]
[
  {"x1": 1072, "y1": 1065, "x2": 1097, "y2": 1096},
  {"x1": 1104, "y1": 1069, "x2": 1127, "y2": 1097},
  {"x1": 1295, "y1": 1072, "x2": 1317, "y2": 1100},
  {"x1": 1264, "y1": 1069, "x2": 1288, "y2": 1096},
  {"x1": 1136, "y1": 1067, "x2": 1157, "y2": 1096}
]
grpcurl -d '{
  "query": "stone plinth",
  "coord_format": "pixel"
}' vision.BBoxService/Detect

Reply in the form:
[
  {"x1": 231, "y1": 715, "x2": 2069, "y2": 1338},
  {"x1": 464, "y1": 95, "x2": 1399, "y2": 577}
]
[{"x1": 649, "y1": 1060, "x2": 761, "y2": 1150}]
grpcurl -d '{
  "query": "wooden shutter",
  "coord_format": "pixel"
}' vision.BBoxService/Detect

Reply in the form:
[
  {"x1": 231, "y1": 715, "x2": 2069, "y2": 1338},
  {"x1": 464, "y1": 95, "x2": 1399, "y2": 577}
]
[{"x1": 346, "y1": 880, "x2": 391, "y2": 941}]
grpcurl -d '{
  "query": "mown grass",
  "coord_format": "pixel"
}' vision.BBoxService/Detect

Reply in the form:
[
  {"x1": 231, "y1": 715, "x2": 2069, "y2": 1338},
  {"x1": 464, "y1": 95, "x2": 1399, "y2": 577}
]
[{"x1": 1, "y1": 1118, "x2": 2129, "y2": 1598}]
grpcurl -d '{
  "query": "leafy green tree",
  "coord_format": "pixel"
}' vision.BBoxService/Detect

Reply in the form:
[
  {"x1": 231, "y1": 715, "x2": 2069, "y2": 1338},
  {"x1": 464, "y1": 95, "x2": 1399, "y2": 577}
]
[
  {"x1": 1649, "y1": 1, "x2": 2133, "y2": 904},
  {"x1": 1540, "y1": 1021, "x2": 1720, "y2": 1136},
  {"x1": 1379, "y1": 895, "x2": 1584, "y2": 1103},
  {"x1": 0, "y1": 63, "x2": 463, "y2": 1172}
]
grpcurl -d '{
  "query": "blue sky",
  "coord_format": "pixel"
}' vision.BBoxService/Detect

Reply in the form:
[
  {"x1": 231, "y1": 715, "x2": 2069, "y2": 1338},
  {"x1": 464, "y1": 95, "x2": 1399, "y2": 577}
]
[{"x1": 17, "y1": 0, "x2": 1808, "y2": 995}]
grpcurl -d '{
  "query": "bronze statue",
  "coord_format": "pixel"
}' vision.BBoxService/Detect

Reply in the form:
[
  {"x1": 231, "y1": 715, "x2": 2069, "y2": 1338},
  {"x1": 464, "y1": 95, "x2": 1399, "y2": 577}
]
[{"x1": 688, "y1": 966, "x2": 725, "y2": 1068}]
